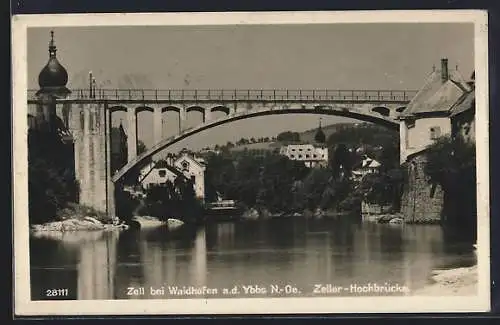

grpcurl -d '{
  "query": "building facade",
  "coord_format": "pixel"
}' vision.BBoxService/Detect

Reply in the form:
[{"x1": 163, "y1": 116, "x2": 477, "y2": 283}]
[
  {"x1": 399, "y1": 58, "x2": 475, "y2": 222},
  {"x1": 279, "y1": 144, "x2": 329, "y2": 168},
  {"x1": 139, "y1": 151, "x2": 207, "y2": 201},
  {"x1": 351, "y1": 156, "x2": 381, "y2": 181}
]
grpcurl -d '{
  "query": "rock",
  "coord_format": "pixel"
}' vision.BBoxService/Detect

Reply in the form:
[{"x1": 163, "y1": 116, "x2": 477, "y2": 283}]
[
  {"x1": 313, "y1": 208, "x2": 325, "y2": 219},
  {"x1": 388, "y1": 217, "x2": 404, "y2": 224},
  {"x1": 242, "y1": 208, "x2": 259, "y2": 220},
  {"x1": 83, "y1": 216, "x2": 103, "y2": 225}
]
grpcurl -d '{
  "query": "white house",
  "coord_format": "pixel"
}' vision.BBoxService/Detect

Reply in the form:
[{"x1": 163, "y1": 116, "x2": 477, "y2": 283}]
[
  {"x1": 173, "y1": 152, "x2": 206, "y2": 200},
  {"x1": 279, "y1": 144, "x2": 328, "y2": 168},
  {"x1": 399, "y1": 58, "x2": 474, "y2": 164},
  {"x1": 352, "y1": 156, "x2": 382, "y2": 181},
  {"x1": 139, "y1": 152, "x2": 207, "y2": 201},
  {"x1": 398, "y1": 57, "x2": 475, "y2": 222},
  {"x1": 140, "y1": 160, "x2": 186, "y2": 190}
]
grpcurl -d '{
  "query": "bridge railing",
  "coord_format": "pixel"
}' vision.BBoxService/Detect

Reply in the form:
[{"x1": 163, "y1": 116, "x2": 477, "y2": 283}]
[{"x1": 28, "y1": 89, "x2": 418, "y2": 102}]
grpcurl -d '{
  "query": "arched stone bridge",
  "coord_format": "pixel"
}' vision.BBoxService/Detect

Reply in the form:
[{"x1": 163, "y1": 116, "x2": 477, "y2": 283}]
[{"x1": 28, "y1": 88, "x2": 416, "y2": 213}]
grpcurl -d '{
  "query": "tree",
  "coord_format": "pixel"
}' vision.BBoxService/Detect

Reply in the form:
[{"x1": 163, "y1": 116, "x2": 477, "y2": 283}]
[
  {"x1": 277, "y1": 131, "x2": 301, "y2": 143},
  {"x1": 137, "y1": 140, "x2": 147, "y2": 155},
  {"x1": 424, "y1": 135, "x2": 476, "y2": 239},
  {"x1": 28, "y1": 128, "x2": 79, "y2": 224}
]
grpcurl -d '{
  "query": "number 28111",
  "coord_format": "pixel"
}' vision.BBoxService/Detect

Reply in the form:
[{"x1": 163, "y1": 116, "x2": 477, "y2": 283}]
[{"x1": 45, "y1": 289, "x2": 69, "y2": 297}]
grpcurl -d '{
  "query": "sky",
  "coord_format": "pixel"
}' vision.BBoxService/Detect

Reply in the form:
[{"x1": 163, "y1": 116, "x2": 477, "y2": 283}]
[{"x1": 27, "y1": 23, "x2": 474, "y2": 152}]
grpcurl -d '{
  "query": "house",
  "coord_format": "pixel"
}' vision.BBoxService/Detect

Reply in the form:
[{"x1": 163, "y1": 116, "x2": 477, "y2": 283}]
[
  {"x1": 140, "y1": 160, "x2": 186, "y2": 190},
  {"x1": 351, "y1": 156, "x2": 381, "y2": 181},
  {"x1": 399, "y1": 58, "x2": 474, "y2": 163},
  {"x1": 398, "y1": 58, "x2": 475, "y2": 223},
  {"x1": 173, "y1": 151, "x2": 207, "y2": 200},
  {"x1": 139, "y1": 151, "x2": 207, "y2": 201},
  {"x1": 279, "y1": 144, "x2": 328, "y2": 168}
]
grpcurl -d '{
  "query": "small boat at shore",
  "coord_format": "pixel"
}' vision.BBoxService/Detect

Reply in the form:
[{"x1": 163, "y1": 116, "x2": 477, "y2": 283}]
[{"x1": 204, "y1": 200, "x2": 243, "y2": 221}]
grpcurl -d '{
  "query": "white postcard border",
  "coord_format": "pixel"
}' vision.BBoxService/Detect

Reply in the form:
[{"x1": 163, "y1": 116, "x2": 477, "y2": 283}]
[{"x1": 12, "y1": 10, "x2": 491, "y2": 316}]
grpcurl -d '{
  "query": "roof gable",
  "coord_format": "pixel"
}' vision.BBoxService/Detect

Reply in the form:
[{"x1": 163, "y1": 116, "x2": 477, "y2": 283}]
[
  {"x1": 450, "y1": 89, "x2": 475, "y2": 117},
  {"x1": 174, "y1": 154, "x2": 204, "y2": 169},
  {"x1": 401, "y1": 69, "x2": 471, "y2": 117}
]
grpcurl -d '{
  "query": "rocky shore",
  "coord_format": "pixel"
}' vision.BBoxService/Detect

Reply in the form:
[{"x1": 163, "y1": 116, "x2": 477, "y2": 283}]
[
  {"x1": 241, "y1": 207, "x2": 354, "y2": 220},
  {"x1": 412, "y1": 265, "x2": 478, "y2": 296},
  {"x1": 30, "y1": 203, "x2": 129, "y2": 233},
  {"x1": 31, "y1": 216, "x2": 129, "y2": 232}
]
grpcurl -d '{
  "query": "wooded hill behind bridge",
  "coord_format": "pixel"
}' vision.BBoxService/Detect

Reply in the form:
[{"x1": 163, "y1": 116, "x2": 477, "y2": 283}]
[{"x1": 213, "y1": 122, "x2": 397, "y2": 153}]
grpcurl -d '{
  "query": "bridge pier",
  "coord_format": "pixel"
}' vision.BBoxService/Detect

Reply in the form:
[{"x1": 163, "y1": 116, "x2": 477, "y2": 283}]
[
  {"x1": 179, "y1": 108, "x2": 187, "y2": 133},
  {"x1": 70, "y1": 102, "x2": 115, "y2": 216},
  {"x1": 153, "y1": 106, "x2": 162, "y2": 146},
  {"x1": 204, "y1": 109, "x2": 212, "y2": 123},
  {"x1": 126, "y1": 107, "x2": 137, "y2": 161}
]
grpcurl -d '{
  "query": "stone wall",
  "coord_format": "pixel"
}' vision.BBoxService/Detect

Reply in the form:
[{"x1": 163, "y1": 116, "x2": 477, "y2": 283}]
[
  {"x1": 400, "y1": 153, "x2": 444, "y2": 223},
  {"x1": 70, "y1": 102, "x2": 114, "y2": 215}
]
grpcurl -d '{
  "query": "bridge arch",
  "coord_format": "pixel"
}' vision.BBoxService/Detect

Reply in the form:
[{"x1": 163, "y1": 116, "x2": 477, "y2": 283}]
[
  {"x1": 371, "y1": 106, "x2": 391, "y2": 117},
  {"x1": 186, "y1": 106, "x2": 205, "y2": 114},
  {"x1": 112, "y1": 107, "x2": 399, "y2": 183},
  {"x1": 210, "y1": 105, "x2": 231, "y2": 115},
  {"x1": 136, "y1": 105, "x2": 155, "y2": 114},
  {"x1": 108, "y1": 105, "x2": 128, "y2": 113},
  {"x1": 161, "y1": 106, "x2": 181, "y2": 113}
]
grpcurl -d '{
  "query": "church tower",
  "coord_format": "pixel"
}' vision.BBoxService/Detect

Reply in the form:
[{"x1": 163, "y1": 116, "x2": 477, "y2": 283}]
[
  {"x1": 314, "y1": 117, "x2": 326, "y2": 144},
  {"x1": 35, "y1": 31, "x2": 71, "y2": 130}
]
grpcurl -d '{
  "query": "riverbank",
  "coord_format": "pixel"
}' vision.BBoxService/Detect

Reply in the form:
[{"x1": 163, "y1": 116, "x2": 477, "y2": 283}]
[
  {"x1": 412, "y1": 264, "x2": 478, "y2": 296},
  {"x1": 240, "y1": 207, "x2": 355, "y2": 220},
  {"x1": 30, "y1": 203, "x2": 129, "y2": 233}
]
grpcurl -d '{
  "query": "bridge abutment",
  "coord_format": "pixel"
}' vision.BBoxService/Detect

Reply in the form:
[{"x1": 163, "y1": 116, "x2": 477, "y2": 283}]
[{"x1": 71, "y1": 102, "x2": 115, "y2": 216}]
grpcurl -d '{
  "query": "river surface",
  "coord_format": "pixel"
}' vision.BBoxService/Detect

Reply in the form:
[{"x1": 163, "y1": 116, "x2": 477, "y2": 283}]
[{"x1": 29, "y1": 216, "x2": 476, "y2": 300}]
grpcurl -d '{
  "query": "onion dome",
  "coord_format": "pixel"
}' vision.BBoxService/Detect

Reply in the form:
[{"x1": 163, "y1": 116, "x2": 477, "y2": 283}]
[{"x1": 37, "y1": 31, "x2": 70, "y2": 96}]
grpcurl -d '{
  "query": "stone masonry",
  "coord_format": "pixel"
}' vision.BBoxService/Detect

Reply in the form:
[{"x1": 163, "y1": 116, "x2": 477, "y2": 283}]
[
  {"x1": 68, "y1": 102, "x2": 115, "y2": 216},
  {"x1": 400, "y1": 153, "x2": 444, "y2": 223}
]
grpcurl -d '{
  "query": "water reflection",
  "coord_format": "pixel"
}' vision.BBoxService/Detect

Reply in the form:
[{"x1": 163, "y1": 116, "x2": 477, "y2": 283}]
[{"x1": 30, "y1": 217, "x2": 477, "y2": 300}]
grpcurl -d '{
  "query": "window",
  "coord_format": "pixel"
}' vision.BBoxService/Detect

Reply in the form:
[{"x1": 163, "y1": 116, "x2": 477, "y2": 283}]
[
  {"x1": 298, "y1": 155, "x2": 303, "y2": 159},
  {"x1": 430, "y1": 126, "x2": 441, "y2": 140},
  {"x1": 158, "y1": 170, "x2": 166, "y2": 177},
  {"x1": 313, "y1": 154, "x2": 317, "y2": 158},
  {"x1": 407, "y1": 119, "x2": 416, "y2": 129},
  {"x1": 181, "y1": 160, "x2": 190, "y2": 170},
  {"x1": 305, "y1": 154, "x2": 310, "y2": 159},
  {"x1": 290, "y1": 155, "x2": 295, "y2": 159},
  {"x1": 191, "y1": 175, "x2": 196, "y2": 184}
]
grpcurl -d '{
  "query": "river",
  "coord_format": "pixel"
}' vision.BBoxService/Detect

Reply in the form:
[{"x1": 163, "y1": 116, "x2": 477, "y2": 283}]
[{"x1": 29, "y1": 216, "x2": 476, "y2": 300}]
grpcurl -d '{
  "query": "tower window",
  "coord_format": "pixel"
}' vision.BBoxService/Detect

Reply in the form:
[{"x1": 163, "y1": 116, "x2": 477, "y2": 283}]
[
  {"x1": 430, "y1": 126, "x2": 441, "y2": 140},
  {"x1": 158, "y1": 170, "x2": 166, "y2": 177}
]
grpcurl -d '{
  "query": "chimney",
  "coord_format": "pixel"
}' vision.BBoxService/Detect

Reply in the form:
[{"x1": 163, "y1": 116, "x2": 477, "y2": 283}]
[{"x1": 441, "y1": 58, "x2": 449, "y2": 82}]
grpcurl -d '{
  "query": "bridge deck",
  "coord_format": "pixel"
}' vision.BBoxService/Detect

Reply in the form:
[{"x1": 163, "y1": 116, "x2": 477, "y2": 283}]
[{"x1": 28, "y1": 88, "x2": 417, "y2": 103}]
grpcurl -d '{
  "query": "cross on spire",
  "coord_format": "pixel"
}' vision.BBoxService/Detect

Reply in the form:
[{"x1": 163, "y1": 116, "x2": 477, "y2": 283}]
[{"x1": 48, "y1": 30, "x2": 57, "y2": 57}]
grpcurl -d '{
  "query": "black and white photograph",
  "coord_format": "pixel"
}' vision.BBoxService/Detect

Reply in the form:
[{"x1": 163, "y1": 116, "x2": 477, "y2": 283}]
[{"x1": 12, "y1": 11, "x2": 490, "y2": 315}]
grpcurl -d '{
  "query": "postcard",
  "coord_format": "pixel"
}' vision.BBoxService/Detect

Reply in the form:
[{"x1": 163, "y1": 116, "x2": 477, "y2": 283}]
[{"x1": 12, "y1": 10, "x2": 490, "y2": 316}]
